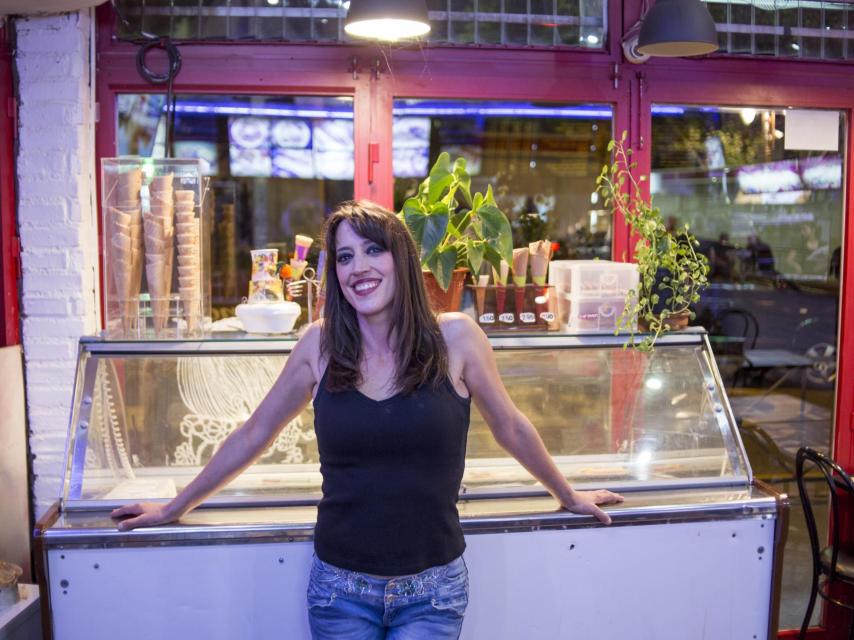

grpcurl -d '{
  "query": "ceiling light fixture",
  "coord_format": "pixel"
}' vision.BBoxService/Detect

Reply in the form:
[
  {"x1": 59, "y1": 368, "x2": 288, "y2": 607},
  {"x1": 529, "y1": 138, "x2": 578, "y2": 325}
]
[
  {"x1": 344, "y1": 0, "x2": 431, "y2": 42},
  {"x1": 637, "y1": 0, "x2": 719, "y2": 57}
]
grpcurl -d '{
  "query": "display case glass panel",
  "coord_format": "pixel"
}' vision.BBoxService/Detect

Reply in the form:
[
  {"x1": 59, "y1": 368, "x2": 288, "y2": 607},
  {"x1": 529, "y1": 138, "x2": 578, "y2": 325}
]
[{"x1": 62, "y1": 333, "x2": 748, "y2": 506}]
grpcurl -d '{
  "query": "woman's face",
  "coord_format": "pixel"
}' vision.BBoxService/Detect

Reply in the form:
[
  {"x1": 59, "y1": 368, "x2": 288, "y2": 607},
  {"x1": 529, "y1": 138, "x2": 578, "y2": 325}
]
[{"x1": 334, "y1": 221, "x2": 397, "y2": 319}]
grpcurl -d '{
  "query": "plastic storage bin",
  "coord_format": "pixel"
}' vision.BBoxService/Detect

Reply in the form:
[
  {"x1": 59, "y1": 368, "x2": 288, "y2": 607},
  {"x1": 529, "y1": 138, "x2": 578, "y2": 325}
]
[
  {"x1": 550, "y1": 260, "x2": 639, "y2": 297},
  {"x1": 558, "y1": 293, "x2": 637, "y2": 332}
]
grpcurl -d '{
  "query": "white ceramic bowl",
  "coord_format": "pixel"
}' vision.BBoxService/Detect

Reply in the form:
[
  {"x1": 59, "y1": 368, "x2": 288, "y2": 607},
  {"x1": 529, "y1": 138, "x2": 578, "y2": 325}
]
[{"x1": 235, "y1": 301, "x2": 301, "y2": 334}]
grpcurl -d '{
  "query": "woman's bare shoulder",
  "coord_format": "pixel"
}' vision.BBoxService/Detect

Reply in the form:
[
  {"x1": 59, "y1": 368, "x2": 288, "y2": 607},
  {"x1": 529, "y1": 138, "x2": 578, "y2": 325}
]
[
  {"x1": 437, "y1": 312, "x2": 485, "y2": 351},
  {"x1": 292, "y1": 320, "x2": 325, "y2": 376}
]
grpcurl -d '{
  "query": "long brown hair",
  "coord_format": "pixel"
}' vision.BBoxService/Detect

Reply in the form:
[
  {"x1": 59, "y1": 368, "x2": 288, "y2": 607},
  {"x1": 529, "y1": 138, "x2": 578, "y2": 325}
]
[{"x1": 320, "y1": 200, "x2": 449, "y2": 394}]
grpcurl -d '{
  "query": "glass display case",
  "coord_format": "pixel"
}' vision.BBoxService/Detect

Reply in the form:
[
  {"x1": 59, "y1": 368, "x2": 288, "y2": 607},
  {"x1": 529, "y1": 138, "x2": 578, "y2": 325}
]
[
  {"x1": 61, "y1": 329, "x2": 748, "y2": 507},
  {"x1": 101, "y1": 157, "x2": 210, "y2": 340},
  {"x1": 36, "y1": 330, "x2": 786, "y2": 640}
]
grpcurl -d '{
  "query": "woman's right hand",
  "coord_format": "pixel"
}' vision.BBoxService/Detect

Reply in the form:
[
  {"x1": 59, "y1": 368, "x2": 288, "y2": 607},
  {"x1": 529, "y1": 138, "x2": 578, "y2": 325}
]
[{"x1": 110, "y1": 502, "x2": 180, "y2": 531}]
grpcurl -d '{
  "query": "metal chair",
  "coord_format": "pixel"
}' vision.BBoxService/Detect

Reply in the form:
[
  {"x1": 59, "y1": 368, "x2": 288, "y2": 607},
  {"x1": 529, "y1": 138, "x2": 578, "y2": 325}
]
[
  {"x1": 796, "y1": 446, "x2": 854, "y2": 639},
  {"x1": 712, "y1": 308, "x2": 758, "y2": 387}
]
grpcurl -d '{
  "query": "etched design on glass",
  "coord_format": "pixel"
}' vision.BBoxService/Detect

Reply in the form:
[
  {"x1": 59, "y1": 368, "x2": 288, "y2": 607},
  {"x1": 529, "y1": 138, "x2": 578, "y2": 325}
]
[
  {"x1": 87, "y1": 359, "x2": 135, "y2": 478},
  {"x1": 173, "y1": 355, "x2": 316, "y2": 466},
  {"x1": 173, "y1": 414, "x2": 314, "y2": 466}
]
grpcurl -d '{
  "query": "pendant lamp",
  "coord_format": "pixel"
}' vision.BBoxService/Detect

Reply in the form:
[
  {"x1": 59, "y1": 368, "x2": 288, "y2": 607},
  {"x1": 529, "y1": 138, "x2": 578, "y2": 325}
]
[
  {"x1": 344, "y1": 0, "x2": 431, "y2": 41},
  {"x1": 637, "y1": 0, "x2": 718, "y2": 57}
]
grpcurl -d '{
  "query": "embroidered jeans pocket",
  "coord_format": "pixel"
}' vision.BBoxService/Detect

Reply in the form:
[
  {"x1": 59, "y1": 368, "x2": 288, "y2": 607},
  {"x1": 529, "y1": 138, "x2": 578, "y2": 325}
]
[
  {"x1": 429, "y1": 584, "x2": 468, "y2": 618},
  {"x1": 442, "y1": 556, "x2": 467, "y2": 581},
  {"x1": 306, "y1": 587, "x2": 337, "y2": 610}
]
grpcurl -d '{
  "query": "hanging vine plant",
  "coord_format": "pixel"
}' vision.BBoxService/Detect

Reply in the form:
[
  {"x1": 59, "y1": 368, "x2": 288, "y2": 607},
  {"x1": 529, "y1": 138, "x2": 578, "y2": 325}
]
[{"x1": 596, "y1": 133, "x2": 710, "y2": 351}]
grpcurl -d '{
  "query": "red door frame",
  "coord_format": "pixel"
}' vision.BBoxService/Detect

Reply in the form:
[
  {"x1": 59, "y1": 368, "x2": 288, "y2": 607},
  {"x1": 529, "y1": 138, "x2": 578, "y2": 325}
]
[
  {"x1": 95, "y1": 4, "x2": 383, "y2": 323},
  {"x1": 96, "y1": 4, "x2": 854, "y2": 637},
  {"x1": 633, "y1": 54, "x2": 854, "y2": 640},
  {"x1": 0, "y1": 24, "x2": 19, "y2": 347}
]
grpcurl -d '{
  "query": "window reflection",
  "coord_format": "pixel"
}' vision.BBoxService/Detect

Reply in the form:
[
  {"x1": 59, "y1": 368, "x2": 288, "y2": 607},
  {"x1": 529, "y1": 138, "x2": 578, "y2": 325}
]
[
  {"x1": 117, "y1": 94, "x2": 354, "y2": 321},
  {"x1": 651, "y1": 104, "x2": 842, "y2": 630},
  {"x1": 392, "y1": 99, "x2": 613, "y2": 260}
]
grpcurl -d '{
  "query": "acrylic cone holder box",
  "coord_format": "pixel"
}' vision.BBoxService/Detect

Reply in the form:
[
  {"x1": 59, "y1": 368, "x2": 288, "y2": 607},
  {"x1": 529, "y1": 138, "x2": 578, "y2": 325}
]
[
  {"x1": 102, "y1": 157, "x2": 209, "y2": 339},
  {"x1": 469, "y1": 284, "x2": 558, "y2": 332}
]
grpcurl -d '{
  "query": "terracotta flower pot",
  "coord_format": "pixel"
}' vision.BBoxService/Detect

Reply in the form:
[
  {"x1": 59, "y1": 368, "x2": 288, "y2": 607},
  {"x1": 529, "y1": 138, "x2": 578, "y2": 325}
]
[{"x1": 422, "y1": 269, "x2": 468, "y2": 313}]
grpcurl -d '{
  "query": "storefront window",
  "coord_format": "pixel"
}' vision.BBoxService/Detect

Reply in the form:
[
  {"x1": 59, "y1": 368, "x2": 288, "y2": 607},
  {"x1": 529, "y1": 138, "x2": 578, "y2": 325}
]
[
  {"x1": 117, "y1": 94, "x2": 354, "y2": 320},
  {"x1": 652, "y1": 104, "x2": 843, "y2": 628},
  {"x1": 113, "y1": 0, "x2": 608, "y2": 49},
  {"x1": 392, "y1": 99, "x2": 613, "y2": 260},
  {"x1": 707, "y1": 0, "x2": 854, "y2": 60}
]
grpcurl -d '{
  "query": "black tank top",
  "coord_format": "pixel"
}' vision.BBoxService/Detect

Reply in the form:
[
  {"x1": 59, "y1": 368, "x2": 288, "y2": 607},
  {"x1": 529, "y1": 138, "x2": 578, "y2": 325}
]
[{"x1": 312, "y1": 367, "x2": 471, "y2": 575}]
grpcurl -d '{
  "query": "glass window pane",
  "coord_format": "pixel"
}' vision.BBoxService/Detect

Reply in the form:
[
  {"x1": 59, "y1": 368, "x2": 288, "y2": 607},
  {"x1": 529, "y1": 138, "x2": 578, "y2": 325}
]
[
  {"x1": 117, "y1": 94, "x2": 355, "y2": 323},
  {"x1": 392, "y1": 99, "x2": 613, "y2": 261},
  {"x1": 707, "y1": 0, "x2": 852, "y2": 60},
  {"x1": 652, "y1": 103, "x2": 844, "y2": 630},
  {"x1": 114, "y1": 0, "x2": 607, "y2": 49}
]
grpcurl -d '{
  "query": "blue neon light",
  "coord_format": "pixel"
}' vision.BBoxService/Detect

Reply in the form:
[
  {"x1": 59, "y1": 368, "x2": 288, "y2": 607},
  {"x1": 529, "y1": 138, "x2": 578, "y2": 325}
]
[{"x1": 168, "y1": 99, "x2": 689, "y2": 119}]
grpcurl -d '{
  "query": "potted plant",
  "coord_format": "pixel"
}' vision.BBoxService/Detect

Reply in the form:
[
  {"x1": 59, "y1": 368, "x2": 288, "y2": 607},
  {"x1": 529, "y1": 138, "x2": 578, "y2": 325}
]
[
  {"x1": 596, "y1": 134, "x2": 709, "y2": 351},
  {"x1": 399, "y1": 152, "x2": 514, "y2": 312}
]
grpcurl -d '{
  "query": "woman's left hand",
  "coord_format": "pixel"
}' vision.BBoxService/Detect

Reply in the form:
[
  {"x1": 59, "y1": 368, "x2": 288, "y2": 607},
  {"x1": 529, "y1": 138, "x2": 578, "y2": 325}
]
[{"x1": 559, "y1": 489, "x2": 624, "y2": 525}]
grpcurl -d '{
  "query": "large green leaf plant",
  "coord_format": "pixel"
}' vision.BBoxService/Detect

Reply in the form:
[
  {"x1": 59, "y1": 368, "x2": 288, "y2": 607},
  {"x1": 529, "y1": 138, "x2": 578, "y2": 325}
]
[{"x1": 399, "y1": 153, "x2": 514, "y2": 291}]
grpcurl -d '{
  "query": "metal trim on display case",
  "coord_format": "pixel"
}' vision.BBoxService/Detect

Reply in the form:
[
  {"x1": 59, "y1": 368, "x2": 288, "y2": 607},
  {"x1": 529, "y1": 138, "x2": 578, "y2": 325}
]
[
  {"x1": 78, "y1": 328, "x2": 707, "y2": 356},
  {"x1": 32, "y1": 500, "x2": 60, "y2": 640},
  {"x1": 702, "y1": 332, "x2": 754, "y2": 485},
  {"x1": 42, "y1": 488, "x2": 779, "y2": 548},
  {"x1": 65, "y1": 353, "x2": 99, "y2": 503},
  {"x1": 62, "y1": 472, "x2": 754, "y2": 513},
  {"x1": 755, "y1": 478, "x2": 790, "y2": 640}
]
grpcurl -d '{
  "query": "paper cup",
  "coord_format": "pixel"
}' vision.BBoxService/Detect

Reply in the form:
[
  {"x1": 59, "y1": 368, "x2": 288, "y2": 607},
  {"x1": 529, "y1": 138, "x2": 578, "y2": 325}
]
[
  {"x1": 177, "y1": 264, "x2": 197, "y2": 277},
  {"x1": 112, "y1": 210, "x2": 132, "y2": 227},
  {"x1": 177, "y1": 257, "x2": 198, "y2": 269},
  {"x1": 177, "y1": 232, "x2": 198, "y2": 245},
  {"x1": 149, "y1": 174, "x2": 174, "y2": 191},
  {"x1": 175, "y1": 221, "x2": 199, "y2": 235}
]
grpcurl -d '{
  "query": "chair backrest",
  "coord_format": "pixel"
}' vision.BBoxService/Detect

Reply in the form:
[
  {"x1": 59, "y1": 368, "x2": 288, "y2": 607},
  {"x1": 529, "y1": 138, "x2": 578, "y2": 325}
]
[
  {"x1": 796, "y1": 446, "x2": 854, "y2": 581},
  {"x1": 716, "y1": 308, "x2": 759, "y2": 349}
]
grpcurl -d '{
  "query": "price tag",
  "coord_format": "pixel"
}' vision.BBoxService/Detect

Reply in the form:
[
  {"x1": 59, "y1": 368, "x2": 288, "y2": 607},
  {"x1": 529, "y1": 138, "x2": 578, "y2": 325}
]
[
  {"x1": 479, "y1": 313, "x2": 495, "y2": 324},
  {"x1": 499, "y1": 313, "x2": 515, "y2": 324},
  {"x1": 520, "y1": 312, "x2": 536, "y2": 323},
  {"x1": 539, "y1": 312, "x2": 555, "y2": 322}
]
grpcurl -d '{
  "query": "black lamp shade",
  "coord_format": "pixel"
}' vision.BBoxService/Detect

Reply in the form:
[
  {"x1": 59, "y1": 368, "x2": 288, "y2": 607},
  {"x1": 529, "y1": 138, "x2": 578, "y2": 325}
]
[
  {"x1": 637, "y1": 0, "x2": 719, "y2": 57},
  {"x1": 345, "y1": 0, "x2": 431, "y2": 41}
]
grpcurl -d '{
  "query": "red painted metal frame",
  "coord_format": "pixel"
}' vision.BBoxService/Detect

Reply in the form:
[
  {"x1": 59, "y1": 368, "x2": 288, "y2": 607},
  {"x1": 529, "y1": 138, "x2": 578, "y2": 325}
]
[
  {"x1": 634, "y1": 53, "x2": 854, "y2": 640},
  {"x1": 0, "y1": 25, "x2": 19, "y2": 347},
  {"x1": 95, "y1": 4, "x2": 854, "y2": 637}
]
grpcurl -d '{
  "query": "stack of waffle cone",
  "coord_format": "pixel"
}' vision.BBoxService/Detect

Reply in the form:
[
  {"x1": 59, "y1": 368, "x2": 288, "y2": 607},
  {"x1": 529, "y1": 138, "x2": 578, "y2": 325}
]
[
  {"x1": 174, "y1": 189, "x2": 200, "y2": 333},
  {"x1": 144, "y1": 174, "x2": 174, "y2": 333},
  {"x1": 111, "y1": 168, "x2": 143, "y2": 334}
]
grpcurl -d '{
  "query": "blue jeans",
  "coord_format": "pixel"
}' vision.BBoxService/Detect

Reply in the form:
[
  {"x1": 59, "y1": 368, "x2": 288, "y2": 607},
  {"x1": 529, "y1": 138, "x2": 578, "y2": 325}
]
[{"x1": 306, "y1": 554, "x2": 469, "y2": 639}]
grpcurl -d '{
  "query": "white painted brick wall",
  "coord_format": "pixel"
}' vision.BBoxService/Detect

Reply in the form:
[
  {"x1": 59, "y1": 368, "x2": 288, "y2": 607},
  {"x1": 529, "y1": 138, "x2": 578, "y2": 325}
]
[{"x1": 15, "y1": 10, "x2": 100, "y2": 517}]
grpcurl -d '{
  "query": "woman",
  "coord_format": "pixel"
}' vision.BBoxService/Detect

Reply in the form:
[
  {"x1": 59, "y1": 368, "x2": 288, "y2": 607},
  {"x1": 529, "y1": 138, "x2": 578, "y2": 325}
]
[{"x1": 111, "y1": 200, "x2": 623, "y2": 639}]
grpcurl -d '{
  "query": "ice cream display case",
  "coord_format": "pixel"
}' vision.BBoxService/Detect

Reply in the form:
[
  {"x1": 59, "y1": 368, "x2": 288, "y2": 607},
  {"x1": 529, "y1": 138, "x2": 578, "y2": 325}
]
[{"x1": 35, "y1": 329, "x2": 787, "y2": 640}]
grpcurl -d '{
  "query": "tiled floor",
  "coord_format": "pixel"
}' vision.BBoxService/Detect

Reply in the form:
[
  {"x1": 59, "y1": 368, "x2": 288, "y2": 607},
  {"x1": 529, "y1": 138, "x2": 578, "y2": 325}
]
[{"x1": 729, "y1": 389, "x2": 833, "y2": 631}]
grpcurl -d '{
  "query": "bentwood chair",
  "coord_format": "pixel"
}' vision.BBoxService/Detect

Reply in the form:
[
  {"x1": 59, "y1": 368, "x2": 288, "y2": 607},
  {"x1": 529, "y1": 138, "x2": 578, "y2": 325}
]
[{"x1": 796, "y1": 446, "x2": 854, "y2": 639}]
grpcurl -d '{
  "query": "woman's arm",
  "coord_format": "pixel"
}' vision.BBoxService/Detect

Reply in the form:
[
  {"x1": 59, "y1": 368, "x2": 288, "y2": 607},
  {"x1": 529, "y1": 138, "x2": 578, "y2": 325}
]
[
  {"x1": 111, "y1": 322, "x2": 323, "y2": 530},
  {"x1": 441, "y1": 314, "x2": 623, "y2": 524}
]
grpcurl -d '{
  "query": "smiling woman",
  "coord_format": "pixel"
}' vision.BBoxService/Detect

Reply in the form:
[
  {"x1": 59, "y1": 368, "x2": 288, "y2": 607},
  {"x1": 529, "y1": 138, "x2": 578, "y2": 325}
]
[
  {"x1": 109, "y1": 199, "x2": 621, "y2": 640},
  {"x1": 321, "y1": 200, "x2": 447, "y2": 397}
]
